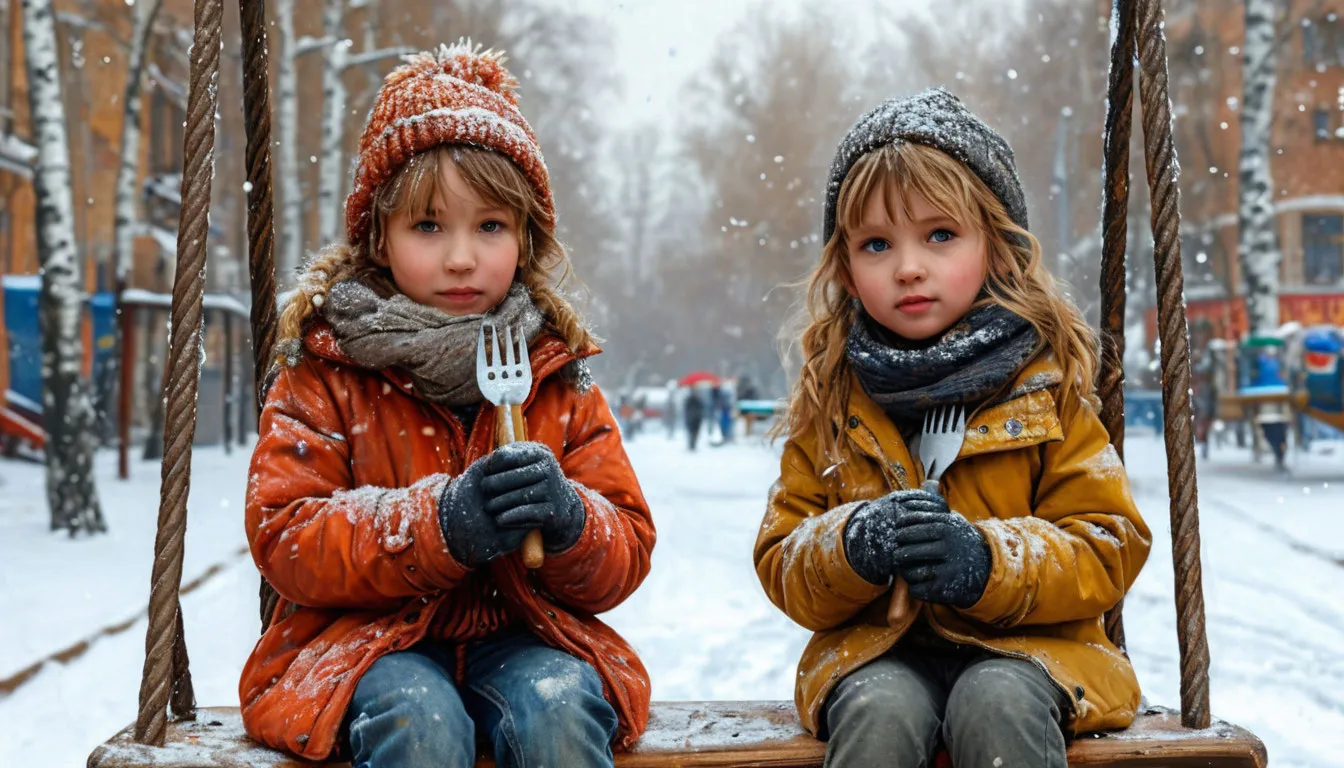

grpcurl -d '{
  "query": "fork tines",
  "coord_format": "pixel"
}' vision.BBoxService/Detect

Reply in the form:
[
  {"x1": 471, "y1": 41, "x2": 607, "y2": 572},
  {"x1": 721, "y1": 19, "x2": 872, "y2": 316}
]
[{"x1": 923, "y1": 404, "x2": 965, "y2": 433}]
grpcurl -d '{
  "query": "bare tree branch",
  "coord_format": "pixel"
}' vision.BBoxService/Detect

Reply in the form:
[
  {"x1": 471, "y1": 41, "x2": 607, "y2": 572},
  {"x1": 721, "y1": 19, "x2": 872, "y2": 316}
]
[
  {"x1": 146, "y1": 61, "x2": 187, "y2": 111},
  {"x1": 0, "y1": 130, "x2": 37, "y2": 178},
  {"x1": 54, "y1": 10, "x2": 130, "y2": 51},
  {"x1": 296, "y1": 34, "x2": 332, "y2": 57},
  {"x1": 345, "y1": 46, "x2": 413, "y2": 69}
]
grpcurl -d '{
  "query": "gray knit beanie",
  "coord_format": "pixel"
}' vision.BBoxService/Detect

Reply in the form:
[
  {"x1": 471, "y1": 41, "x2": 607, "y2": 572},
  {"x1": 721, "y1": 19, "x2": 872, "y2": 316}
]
[{"x1": 822, "y1": 87, "x2": 1028, "y2": 245}]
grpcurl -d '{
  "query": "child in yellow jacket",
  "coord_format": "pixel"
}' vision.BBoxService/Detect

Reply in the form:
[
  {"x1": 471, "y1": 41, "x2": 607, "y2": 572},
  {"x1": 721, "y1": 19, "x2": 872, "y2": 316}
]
[{"x1": 755, "y1": 88, "x2": 1152, "y2": 768}]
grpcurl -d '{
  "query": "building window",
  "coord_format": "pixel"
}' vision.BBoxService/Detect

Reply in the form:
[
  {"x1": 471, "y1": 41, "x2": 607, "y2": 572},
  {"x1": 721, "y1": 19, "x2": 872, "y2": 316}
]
[
  {"x1": 0, "y1": 4, "x2": 10, "y2": 133},
  {"x1": 1315, "y1": 109, "x2": 1332, "y2": 140},
  {"x1": 149, "y1": 88, "x2": 184, "y2": 175},
  {"x1": 1303, "y1": 214, "x2": 1344, "y2": 286},
  {"x1": 1305, "y1": 15, "x2": 1344, "y2": 68}
]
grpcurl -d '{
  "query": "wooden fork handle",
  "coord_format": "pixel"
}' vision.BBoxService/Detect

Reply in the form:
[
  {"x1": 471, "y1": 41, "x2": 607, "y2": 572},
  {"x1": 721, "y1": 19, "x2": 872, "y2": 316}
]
[
  {"x1": 886, "y1": 479, "x2": 942, "y2": 626},
  {"x1": 887, "y1": 579, "x2": 913, "y2": 626},
  {"x1": 494, "y1": 404, "x2": 545, "y2": 569}
]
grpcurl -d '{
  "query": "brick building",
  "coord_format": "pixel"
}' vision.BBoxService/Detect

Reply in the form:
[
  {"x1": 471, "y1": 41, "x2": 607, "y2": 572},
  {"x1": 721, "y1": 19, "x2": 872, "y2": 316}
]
[
  {"x1": 0, "y1": 0, "x2": 210, "y2": 289},
  {"x1": 0, "y1": 0, "x2": 486, "y2": 413},
  {"x1": 1157, "y1": 0, "x2": 1344, "y2": 340}
]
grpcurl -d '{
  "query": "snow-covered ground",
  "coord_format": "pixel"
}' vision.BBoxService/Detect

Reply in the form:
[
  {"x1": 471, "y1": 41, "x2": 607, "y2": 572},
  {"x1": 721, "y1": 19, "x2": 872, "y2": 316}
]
[{"x1": 1, "y1": 428, "x2": 1342, "y2": 766}]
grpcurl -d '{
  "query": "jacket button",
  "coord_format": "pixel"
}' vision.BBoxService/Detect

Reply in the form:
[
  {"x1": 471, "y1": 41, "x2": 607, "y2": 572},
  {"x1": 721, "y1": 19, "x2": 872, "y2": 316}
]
[
  {"x1": 977, "y1": 425, "x2": 989, "y2": 434},
  {"x1": 296, "y1": 734, "x2": 309, "y2": 746},
  {"x1": 848, "y1": 416, "x2": 860, "y2": 429},
  {"x1": 404, "y1": 611, "x2": 420, "y2": 623},
  {"x1": 1005, "y1": 418, "x2": 1024, "y2": 437},
  {"x1": 1075, "y1": 685, "x2": 1085, "y2": 701}
]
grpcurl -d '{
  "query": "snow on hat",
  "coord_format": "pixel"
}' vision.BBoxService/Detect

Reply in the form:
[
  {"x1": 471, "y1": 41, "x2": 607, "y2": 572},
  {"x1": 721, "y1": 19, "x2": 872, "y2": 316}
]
[
  {"x1": 345, "y1": 39, "x2": 554, "y2": 248},
  {"x1": 822, "y1": 87, "x2": 1028, "y2": 245}
]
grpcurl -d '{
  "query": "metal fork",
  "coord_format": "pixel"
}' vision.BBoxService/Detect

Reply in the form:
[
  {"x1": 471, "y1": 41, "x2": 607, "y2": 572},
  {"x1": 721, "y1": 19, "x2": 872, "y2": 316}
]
[
  {"x1": 918, "y1": 405, "x2": 966, "y2": 493},
  {"x1": 476, "y1": 319, "x2": 543, "y2": 568},
  {"x1": 889, "y1": 404, "x2": 967, "y2": 626}
]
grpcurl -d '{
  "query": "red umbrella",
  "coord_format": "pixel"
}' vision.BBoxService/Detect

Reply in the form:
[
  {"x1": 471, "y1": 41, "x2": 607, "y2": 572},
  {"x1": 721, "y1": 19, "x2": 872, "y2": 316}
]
[{"x1": 678, "y1": 370, "x2": 720, "y2": 387}]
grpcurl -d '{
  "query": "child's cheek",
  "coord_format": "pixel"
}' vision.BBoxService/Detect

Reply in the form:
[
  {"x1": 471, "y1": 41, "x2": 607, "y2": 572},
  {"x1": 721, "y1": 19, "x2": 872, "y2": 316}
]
[{"x1": 948, "y1": 250, "x2": 990, "y2": 302}]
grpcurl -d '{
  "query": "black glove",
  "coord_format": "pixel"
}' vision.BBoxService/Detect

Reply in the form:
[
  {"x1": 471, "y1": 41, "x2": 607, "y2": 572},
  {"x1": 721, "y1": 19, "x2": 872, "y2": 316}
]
[
  {"x1": 843, "y1": 490, "x2": 927, "y2": 585},
  {"x1": 439, "y1": 456, "x2": 531, "y2": 568},
  {"x1": 480, "y1": 441, "x2": 586, "y2": 553},
  {"x1": 889, "y1": 490, "x2": 992, "y2": 609}
]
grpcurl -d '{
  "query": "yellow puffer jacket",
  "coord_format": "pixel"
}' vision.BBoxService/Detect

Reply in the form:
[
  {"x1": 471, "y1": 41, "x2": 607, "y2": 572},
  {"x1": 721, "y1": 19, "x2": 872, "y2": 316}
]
[{"x1": 754, "y1": 355, "x2": 1151, "y2": 736}]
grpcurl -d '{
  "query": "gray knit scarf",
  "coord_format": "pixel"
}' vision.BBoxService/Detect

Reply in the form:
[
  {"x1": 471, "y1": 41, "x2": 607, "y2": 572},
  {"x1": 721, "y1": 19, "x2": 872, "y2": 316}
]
[
  {"x1": 846, "y1": 303, "x2": 1040, "y2": 424},
  {"x1": 323, "y1": 280, "x2": 545, "y2": 407}
]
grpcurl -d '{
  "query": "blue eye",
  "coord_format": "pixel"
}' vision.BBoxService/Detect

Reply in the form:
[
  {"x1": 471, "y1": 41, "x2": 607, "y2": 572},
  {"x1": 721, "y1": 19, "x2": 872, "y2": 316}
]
[
  {"x1": 861, "y1": 238, "x2": 890, "y2": 253},
  {"x1": 929, "y1": 229, "x2": 955, "y2": 243},
  {"x1": 481, "y1": 220, "x2": 504, "y2": 234},
  {"x1": 414, "y1": 220, "x2": 439, "y2": 234}
]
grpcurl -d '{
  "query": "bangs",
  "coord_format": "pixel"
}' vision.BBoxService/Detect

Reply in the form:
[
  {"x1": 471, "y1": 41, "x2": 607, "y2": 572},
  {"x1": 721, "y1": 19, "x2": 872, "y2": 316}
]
[
  {"x1": 374, "y1": 145, "x2": 533, "y2": 223},
  {"x1": 835, "y1": 143, "x2": 986, "y2": 239}
]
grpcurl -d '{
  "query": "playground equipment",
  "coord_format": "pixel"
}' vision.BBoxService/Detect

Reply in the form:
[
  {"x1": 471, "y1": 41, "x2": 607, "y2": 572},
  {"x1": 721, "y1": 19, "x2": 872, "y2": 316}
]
[
  {"x1": 1212, "y1": 327, "x2": 1344, "y2": 464},
  {"x1": 86, "y1": 0, "x2": 1266, "y2": 764}
]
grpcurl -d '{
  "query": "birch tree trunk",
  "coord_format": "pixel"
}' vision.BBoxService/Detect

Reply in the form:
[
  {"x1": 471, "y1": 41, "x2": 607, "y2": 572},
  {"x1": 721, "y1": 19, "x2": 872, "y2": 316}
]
[
  {"x1": 21, "y1": 0, "x2": 106, "y2": 535},
  {"x1": 315, "y1": 1, "x2": 405, "y2": 245},
  {"x1": 276, "y1": 0, "x2": 303, "y2": 283},
  {"x1": 112, "y1": 0, "x2": 164, "y2": 291},
  {"x1": 1238, "y1": 0, "x2": 1282, "y2": 337},
  {"x1": 109, "y1": 0, "x2": 163, "y2": 471},
  {"x1": 316, "y1": 0, "x2": 347, "y2": 245}
]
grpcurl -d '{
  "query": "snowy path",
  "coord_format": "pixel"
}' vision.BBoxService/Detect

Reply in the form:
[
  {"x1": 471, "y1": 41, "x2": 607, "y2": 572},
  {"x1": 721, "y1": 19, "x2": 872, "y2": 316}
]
[
  {"x1": 1120, "y1": 440, "x2": 1344, "y2": 767},
  {"x1": 2, "y1": 431, "x2": 1342, "y2": 765}
]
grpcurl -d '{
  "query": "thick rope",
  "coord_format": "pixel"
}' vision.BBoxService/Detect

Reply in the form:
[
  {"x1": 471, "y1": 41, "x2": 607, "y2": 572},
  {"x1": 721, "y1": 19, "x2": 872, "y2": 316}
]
[
  {"x1": 240, "y1": 0, "x2": 278, "y2": 418},
  {"x1": 133, "y1": 0, "x2": 220, "y2": 745},
  {"x1": 1134, "y1": 0, "x2": 1212, "y2": 730},
  {"x1": 1099, "y1": 0, "x2": 1136, "y2": 653},
  {"x1": 238, "y1": 0, "x2": 284, "y2": 630},
  {"x1": 169, "y1": 602, "x2": 196, "y2": 717}
]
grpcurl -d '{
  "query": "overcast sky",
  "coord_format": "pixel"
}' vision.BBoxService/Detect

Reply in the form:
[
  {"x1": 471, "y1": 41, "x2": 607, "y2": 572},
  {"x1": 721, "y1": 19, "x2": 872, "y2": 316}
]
[{"x1": 541, "y1": 0, "x2": 942, "y2": 129}]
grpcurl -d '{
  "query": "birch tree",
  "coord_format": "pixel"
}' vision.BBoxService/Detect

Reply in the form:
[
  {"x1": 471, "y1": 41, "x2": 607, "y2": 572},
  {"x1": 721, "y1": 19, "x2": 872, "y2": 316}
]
[
  {"x1": 111, "y1": 0, "x2": 164, "y2": 294},
  {"x1": 275, "y1": 0, "x2": 304, "y2": 283},
  {"x1": 107, "y1": 0, "x2": 164, "y2": 467},
  {"x1": 314, "y1": 0, "x2": 409, "y2": 244},
  {"x1": 1238, "y1": 0, "x2": 1282, "y2": 336},
  {"x1": 21, "y1": 0, "x2": 106, "y2": 534}
]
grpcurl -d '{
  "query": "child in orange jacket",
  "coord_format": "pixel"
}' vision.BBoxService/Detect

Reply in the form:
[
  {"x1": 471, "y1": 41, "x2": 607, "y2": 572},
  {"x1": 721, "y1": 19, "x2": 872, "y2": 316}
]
[{"x1": 241, "y1": 42, "x2": 655, "y2": 767}]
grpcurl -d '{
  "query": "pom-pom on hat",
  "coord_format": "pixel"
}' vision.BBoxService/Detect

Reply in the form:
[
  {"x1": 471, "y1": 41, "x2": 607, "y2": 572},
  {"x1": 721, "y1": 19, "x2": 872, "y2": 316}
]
[{"x1": 344, "y1": 39, "x2": 554, "y2": 248}]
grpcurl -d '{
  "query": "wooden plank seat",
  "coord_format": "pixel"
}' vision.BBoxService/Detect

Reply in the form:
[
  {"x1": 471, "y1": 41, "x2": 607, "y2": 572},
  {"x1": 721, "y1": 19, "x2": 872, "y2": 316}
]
[{"x1": 88, "y1": 702, "x2": 1267, "y2": 768}]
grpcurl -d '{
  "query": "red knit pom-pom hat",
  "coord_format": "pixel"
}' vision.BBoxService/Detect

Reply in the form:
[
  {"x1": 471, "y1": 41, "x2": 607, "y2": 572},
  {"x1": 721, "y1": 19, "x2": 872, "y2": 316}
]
[{"x1": 344, "y1": 39, "x2": 554, "y2": 248}]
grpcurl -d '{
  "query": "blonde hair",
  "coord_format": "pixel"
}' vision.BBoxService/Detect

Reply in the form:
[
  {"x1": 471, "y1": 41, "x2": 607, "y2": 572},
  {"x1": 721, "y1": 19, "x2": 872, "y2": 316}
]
[
  {"x1": 775, "y1": 142, "x2": 1098, "y2": 463},
  {"x1": 274, "y1": 145, "x2": 594, "y2": 366}
]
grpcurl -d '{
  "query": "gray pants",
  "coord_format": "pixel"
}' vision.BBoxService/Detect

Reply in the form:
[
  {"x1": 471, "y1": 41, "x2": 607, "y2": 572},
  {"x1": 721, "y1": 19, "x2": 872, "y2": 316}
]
[{"x1": 822, "y1": 638, "x2": 1070, "y2": 768}]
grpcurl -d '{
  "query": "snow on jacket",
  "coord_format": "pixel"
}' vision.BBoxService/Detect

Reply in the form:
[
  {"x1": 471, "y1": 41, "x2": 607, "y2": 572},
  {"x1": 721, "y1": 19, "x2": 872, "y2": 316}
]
[
  {"x1": 754, "y1": 354, "x2": 1151, "y2": 736},
  {"x1": 240, "y1": 321, "x2": 655, "y2": 760}
]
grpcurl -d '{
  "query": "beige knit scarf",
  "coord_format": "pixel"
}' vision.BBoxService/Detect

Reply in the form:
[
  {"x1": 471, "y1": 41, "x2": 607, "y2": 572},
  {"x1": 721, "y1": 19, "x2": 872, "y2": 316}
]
[{"x1": 323, "y1": 280, "x2": 544, "y2": 407}]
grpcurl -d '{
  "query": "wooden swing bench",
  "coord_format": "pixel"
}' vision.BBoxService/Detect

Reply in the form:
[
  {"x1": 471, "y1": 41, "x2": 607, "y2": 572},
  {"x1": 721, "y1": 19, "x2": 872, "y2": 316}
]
[
  {"x1": 87, "y1": 0, "x2": 1269, "y2": 766},
  {"x1": 89, "y1": 702, "x2": 1265, "y2": 768}
]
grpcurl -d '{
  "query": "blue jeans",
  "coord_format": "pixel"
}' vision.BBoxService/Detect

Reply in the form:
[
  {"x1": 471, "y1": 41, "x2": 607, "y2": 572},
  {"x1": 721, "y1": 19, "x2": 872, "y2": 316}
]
[{"x1": 343, "y1": 628, "x2": 619, "y2": 768}]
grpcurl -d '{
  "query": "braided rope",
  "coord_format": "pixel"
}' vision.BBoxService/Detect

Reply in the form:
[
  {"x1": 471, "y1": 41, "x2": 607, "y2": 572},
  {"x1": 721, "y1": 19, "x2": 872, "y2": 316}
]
[
  {"x1": 237, "y1": 0, "x2": 284, "y2": 630},
  {"x1": 169, "y1": 601, "x2": 196, "y2": 717},
  {"x1": 133, "y1": 0, "x2": 220, "y2": 745},
  {"x1": 1100, "y1": 0, "x2": 1137, "y2": 652},
  {"x1": 1134, "y1": 0, "x2": 1212, "y2": 730}
]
